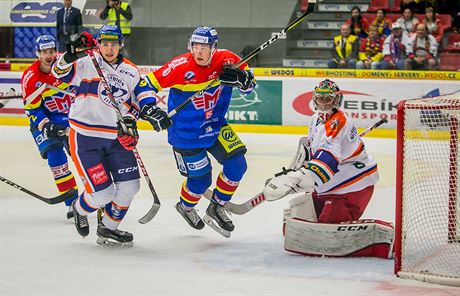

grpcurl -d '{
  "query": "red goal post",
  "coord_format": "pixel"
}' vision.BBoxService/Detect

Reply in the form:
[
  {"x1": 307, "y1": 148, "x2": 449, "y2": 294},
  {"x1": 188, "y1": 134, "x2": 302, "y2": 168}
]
[{"x1": 395, "y1": 94, "x2": 460, "y2": 286}]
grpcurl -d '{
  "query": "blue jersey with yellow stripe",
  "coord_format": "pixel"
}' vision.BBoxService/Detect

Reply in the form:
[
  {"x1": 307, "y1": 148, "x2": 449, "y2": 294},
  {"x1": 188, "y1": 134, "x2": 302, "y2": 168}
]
[{"x1": 143, "y1": 49, "x2": 255, "y2": 149}]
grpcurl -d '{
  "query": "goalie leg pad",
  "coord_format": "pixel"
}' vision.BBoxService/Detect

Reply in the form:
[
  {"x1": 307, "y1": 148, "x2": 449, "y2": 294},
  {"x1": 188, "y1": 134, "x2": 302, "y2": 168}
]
[
  {"x1": 286, "y1": 192, "x2": 318, "y2": 222},
  {"x1": 284, "y1": 219, "x2": 394, "y2": 259}
]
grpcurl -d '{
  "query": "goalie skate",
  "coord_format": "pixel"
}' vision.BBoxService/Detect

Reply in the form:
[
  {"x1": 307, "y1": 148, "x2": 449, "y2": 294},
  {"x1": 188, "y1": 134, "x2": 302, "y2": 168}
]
[{"x1": 96, "y1": 222, "x2": 133, "y2": 247}]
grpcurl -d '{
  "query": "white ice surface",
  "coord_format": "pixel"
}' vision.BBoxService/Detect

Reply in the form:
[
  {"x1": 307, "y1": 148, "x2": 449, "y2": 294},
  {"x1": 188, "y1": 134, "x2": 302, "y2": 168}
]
[{"x1": 0, "y1": 126, "x2": 458, "y2": 296}]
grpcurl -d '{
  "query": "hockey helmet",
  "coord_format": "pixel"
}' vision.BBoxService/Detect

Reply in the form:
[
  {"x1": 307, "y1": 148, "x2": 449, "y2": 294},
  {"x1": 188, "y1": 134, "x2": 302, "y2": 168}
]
[
  {"x1": 97, "y1": 25, "x2": 123, "y2": 44},
  {"x1": 188, "y1": 26, "x2": 218, "y2": 51},
  {"x1": 313, "y1": 79, "x2": 343, "y2": 113},
  {"x1": 34, "y1": 35, "x2": 57, "y2": 53}
]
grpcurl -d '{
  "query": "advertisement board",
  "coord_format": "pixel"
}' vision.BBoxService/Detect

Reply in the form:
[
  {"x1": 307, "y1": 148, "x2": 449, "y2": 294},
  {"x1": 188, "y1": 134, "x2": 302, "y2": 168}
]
[{"x1": 282, "y1": 77, "x2": 460, "y2": 129}]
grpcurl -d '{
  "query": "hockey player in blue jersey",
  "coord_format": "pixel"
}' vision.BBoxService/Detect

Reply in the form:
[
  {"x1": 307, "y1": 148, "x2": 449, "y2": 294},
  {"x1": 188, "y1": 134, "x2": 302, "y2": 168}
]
[{"x1": 140, "y1": 26, "x2": 256, "y2": 236}]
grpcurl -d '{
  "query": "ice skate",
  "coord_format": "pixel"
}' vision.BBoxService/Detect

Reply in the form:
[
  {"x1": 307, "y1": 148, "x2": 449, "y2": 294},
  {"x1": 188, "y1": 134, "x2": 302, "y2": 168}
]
[
  {"x1": 175, "y1": 202, "x2": 205, "y2": 230},
  {"x1": 96, "y1": 222, "x2": 133, "y2": 247},
  {"x1": 66, "y1": 206, "x2": 74, "y2": 220},
  {"x1": 203, "y1": 201, "x2": 233, "y2": 238},
  {"x1": 72, "y1": 200, "x2": 89, "y2": 237}
]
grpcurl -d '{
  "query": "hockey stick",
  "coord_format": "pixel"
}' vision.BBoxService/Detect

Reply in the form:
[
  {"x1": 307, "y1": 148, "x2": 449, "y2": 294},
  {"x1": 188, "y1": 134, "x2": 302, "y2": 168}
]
[
  {"x1": 85, "y1": 50, "x2": 161, "y2": 224},
  {"x1": 0, "y1": 175, "x2": 77, "y2": 205},
  {"x1": 167, "y1": 8, "x2": 312, "y2": 118},
  {"x1": 203, "y1": 118, "x2": 389, "y2": 215},
  {"x1": 21, "y1": 83, "x2": 76, "y2": 105}
]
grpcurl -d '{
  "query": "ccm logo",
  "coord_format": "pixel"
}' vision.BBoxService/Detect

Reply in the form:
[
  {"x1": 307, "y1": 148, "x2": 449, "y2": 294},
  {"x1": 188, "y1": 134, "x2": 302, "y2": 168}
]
[
  {"x1": 337, "y1": 225, "x2": 369, "y2": 231},
  {"x1": 118, "y1": 166, "x2": 138, "y2": 174}
]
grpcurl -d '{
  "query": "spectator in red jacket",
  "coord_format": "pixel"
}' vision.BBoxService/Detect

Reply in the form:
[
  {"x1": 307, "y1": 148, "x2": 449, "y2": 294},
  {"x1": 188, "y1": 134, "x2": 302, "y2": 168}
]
[{"x1": 345, "y1": 6, "x2": 370, "y2": 39}]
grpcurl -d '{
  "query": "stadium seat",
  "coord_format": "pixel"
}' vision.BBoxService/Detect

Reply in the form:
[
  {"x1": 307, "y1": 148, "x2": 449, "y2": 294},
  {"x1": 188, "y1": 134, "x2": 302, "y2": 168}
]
[
  {"x1": 392, "y1": 0, "x2": 401, "y2": 12},
  {"x1": 446, "y1": 33, "x2": 460, "y2": 51},
  {"x1": 439, "y1": 52, "x2": 460, "y2": 71},
  {"x1": 300, "y1": 0, "x2": 308, "y2": 12},
  {"x1": 386, "y1": 14, "x2": 400, "y2": 23},
  {"x1": 363, "y1": 13, "x2": 376, "y2": 24},
  {"x1": 437, "y1": 14, "x2": 452, "y2": 31},
  {"x1": 367, "y1": 0, "x2": 390, "y2": 13}
]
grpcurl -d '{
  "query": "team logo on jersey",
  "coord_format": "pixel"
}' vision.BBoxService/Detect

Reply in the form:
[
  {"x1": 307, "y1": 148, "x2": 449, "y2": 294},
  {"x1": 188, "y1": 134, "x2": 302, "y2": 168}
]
[
  {"x1": 192, "y1": 86, "x2": 223, "y2": 119},
  {"x1": 99, "y1": 74, "x2": 130, "y2": 107},
  {"x1": 184, "y1": 71, "x2": 195, "y2": 81},
  {"x1": 43, "y1": 93, "x2": 73, "y2": 113}
]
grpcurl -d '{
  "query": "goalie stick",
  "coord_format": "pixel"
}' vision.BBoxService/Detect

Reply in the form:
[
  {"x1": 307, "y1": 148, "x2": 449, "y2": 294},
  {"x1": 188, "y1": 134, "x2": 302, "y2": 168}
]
[
  {"x1": 203, "y1": 118, "x2": 389, "y2": 215},
  {"x1": 167, "y1": 8, "x2": 313, "y2": 118},
  {"x1": 85, "y1": 50, "x2": 161, "y2": 224},
  {"x1": 0, "y1": 175, "x2": 77, "y2": 205}
]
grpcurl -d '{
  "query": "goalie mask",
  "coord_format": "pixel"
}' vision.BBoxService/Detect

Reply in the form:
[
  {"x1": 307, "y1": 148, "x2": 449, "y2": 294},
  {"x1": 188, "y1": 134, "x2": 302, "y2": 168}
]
[
  {"x1": 313, "y1": 79, "x2": 343, "y2": 114},
  {"x1": 188, "y1": 26, "x2": 218, "y2": 65}
]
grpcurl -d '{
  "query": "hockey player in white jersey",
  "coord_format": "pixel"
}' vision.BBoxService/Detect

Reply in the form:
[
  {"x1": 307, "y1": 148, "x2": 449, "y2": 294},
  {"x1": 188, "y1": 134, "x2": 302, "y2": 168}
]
[
  {"x1": 264, "y1": 79, "x2": 394, "y2": 258},
  {"x1": 52, "y1": 25, "x2": 155, "y2": 246}
]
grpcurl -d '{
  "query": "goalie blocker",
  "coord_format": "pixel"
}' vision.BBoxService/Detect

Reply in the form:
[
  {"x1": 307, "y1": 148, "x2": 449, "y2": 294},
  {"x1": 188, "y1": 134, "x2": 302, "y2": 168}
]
[{"x1": 283, "y1": 192, "x2": 394, "y2": 258}]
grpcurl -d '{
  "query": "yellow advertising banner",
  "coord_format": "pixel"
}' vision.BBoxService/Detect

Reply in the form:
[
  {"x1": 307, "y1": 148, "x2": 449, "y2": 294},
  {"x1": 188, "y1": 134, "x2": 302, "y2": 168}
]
[{"x1": 253, "y1": 68, "x2": 460, "y2": 80}]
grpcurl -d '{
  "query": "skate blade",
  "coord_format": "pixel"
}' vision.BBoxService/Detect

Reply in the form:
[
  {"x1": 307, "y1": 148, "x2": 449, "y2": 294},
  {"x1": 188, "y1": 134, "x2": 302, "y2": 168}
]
[
  {"x1": 203, "y1": 214, "x2": 231, "y2": 238},
  {"x1": 96, "y1": 237, "x2": 134, "y2": 247}
]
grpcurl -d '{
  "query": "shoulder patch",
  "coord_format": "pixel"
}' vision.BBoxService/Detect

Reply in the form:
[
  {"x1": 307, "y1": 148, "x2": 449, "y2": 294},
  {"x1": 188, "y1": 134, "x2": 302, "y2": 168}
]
[{"x1": 324, "y1": 110, "x2": 347, "y2": 138}]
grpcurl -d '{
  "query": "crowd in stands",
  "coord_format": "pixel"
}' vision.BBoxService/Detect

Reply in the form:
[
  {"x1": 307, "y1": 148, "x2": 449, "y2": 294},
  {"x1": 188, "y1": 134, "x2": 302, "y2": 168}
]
[{"x1": 328, "y1": 0, "x2": 460, "y2": 71}]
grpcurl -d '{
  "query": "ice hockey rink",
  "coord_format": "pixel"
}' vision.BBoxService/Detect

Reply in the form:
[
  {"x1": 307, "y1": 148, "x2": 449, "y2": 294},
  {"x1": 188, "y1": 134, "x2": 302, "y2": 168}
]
[{"x1": 0, "y1": 125, "x2": 458, "y2": 296}]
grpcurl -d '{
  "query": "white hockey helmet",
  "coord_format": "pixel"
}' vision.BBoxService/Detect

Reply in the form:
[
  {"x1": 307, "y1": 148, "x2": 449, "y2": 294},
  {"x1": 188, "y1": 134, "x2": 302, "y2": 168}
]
[{"x1": 313, "y1": 79, "x2": 343, "y2": 113}]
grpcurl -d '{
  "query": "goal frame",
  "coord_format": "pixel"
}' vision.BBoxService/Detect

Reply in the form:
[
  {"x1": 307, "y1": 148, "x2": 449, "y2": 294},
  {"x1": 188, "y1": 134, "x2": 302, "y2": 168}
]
[{"x1": 395, "y1": 98, "x2": 460, "y2": 286}]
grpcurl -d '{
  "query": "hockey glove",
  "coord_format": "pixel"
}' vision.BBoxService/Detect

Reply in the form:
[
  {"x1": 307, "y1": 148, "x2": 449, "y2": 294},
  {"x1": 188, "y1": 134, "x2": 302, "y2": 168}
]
[
  {"x1": 140, "y1": 104, "x2": 172, "y2": 132},
  {"x1": 117, "y1": 116, "x2": 139, "y2": 151},
  {"x1": 42, "y1": 122, "x2": 68, "y2": 139},
  {"x1": 63, "y1": 32, "x2": 95, "y2": 63},
  {"x1": 219, "y1": 65, "x2": 253, "y2": 90}
]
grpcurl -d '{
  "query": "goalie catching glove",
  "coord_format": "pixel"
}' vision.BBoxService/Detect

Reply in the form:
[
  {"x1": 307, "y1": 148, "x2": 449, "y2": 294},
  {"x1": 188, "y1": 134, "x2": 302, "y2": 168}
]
[
  {"x1": 140, "y1": 104, "x2": 172, "y2": 132},
  {"x1": 264, "y1": 167, "x2": 315, "y2": 201},
  {"x1": 117, "y1": 116, "x2": 139, "y2": 151},
  {"x1": 219, "y1": 65, "x2": 254, "y2": 90}
]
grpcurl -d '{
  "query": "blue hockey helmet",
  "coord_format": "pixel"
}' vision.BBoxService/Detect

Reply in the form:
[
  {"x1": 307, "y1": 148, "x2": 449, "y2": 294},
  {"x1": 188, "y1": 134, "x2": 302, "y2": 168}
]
[
  {"x1": 188, "y1": 26, "x2": 218, "y2": 51},
  {"x1": 34, "y1": 35, "x2": 57, "y2": 53},
  {"x1": 97, "y1": 25, "x2": 123, "y2": 44}
]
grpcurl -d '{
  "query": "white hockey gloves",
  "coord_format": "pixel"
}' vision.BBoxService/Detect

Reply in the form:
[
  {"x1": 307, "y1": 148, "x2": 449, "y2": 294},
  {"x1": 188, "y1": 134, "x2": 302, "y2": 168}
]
[{"x1": 264, "y1": 167, "x2": 315, "y2": 201}]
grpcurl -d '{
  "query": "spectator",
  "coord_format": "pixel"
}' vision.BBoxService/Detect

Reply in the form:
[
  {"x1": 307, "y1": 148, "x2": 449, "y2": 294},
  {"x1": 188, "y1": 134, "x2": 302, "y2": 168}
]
[
  {"x1": 357, "y1": 25, "x2": 384, "y2": 69},
  {"x1": 438, "y1": 0, "x2": 460, "y2": 33},
  {"x1": 401, "y1": 0, "x2": 435, "y2": 14},
  {"x1": 328, "y1": 24, "x2": 358, "y2": 69},
  {"x1": 100, "y1": 0, "x2": 133, "y2": 57},
  {"x1": 382, "y1": 23, "x2": 410, "y2": 70},
  {"x1": 397, "y1": 8, "x2": 420, "y2": 36},
  {"x1": 56, "y1": 0, "x2": 82, "y2": 52},
  {"x1": 406, "y1": 23, "x2": 438, "y2": 70},
  {"x1": 345, "y1": 6, "x2": 370, "y2": 39},
  {"x1": 422, "y1": 7, "x2": 444, "y2": 44},
  {"x1": 371, "y1": 9, "x2": 392, "y2": 39}
]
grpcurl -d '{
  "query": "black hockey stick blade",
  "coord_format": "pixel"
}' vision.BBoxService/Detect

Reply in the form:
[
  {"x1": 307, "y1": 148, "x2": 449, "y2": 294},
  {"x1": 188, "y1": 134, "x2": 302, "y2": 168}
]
[{"x1": 0, "y1": 175, "x2": 77, "y2": 205}]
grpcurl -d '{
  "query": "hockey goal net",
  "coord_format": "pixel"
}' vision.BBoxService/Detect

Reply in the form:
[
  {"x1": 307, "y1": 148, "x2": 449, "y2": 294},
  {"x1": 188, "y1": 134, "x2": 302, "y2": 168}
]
[{"x1": 395, "y1": 94, "x2": 460, "y2": 286}]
